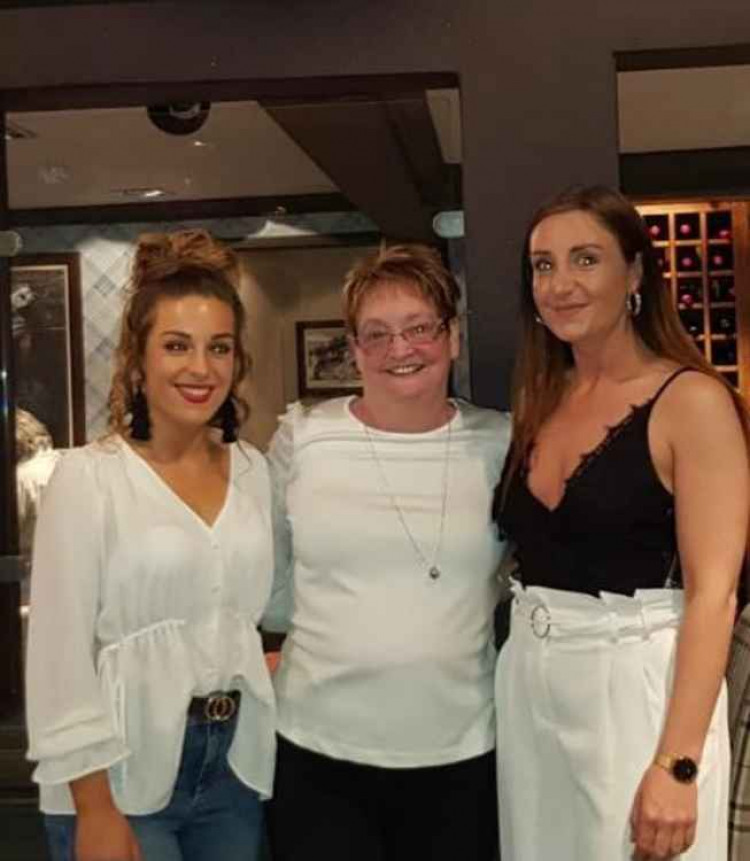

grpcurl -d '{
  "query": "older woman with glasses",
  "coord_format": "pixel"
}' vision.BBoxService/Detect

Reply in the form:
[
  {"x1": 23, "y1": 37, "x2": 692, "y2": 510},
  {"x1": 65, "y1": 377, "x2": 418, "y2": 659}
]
[{"x1": 264, "y1": 244, "x2": 511, "y2": 861}]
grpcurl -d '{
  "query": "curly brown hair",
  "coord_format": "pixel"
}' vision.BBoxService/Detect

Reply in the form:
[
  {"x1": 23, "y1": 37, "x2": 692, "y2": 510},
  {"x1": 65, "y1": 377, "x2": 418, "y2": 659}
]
[{"x1": 108, "y1": 229, "x2": 251, "y2": 438}]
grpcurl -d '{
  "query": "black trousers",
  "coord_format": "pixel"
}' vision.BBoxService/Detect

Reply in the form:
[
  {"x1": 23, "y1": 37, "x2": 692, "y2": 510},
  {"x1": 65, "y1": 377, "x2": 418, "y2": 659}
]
[{"x1": 268, "y1": 734, "x2": 499, "y2": 861}]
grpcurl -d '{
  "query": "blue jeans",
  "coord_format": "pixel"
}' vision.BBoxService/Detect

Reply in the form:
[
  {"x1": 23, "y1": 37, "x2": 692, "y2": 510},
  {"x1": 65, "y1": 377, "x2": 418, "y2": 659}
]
[{"x1": 45, "y1": 713, "x2": 264, "y2": 861}]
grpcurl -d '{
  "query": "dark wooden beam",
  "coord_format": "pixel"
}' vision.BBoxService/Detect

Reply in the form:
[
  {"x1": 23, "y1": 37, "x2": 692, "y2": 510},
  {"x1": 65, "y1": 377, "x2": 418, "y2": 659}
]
[
  {"x1": 621, "y1": 146, "x2": 750, "y2": 199},
  {"x1": 0, "y1": 0, "x2": 152, "y2": 6},
  {"x1": 263, "y1": 98, "x2": 436, "y2": 241},
  {"x1": 0, "y1": 109, "x2": 22, "y2": 718},
  {"x1": 9, "y1": 193, "x2": 355, "y2": 228},
  {"x1": 0, "y1": 73, "x2": 458, "y2": 114},
  {"x1": 617, "y1": 43, "x2": 750, "y2": 72},
  {"x1": 384, "y1": 94, "x2": 450, "y2": 209}
]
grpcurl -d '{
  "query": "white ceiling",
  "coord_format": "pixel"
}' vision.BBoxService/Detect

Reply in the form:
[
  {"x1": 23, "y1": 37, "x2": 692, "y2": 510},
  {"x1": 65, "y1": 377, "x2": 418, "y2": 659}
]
[
  {"x1": 6, "y1": 90, "x2": 462, "y2": 210},
  {"x1": 7, "y1": 100, "x2": 337, "y2": 208},
  {"x1": 8, "y1": 68, "x2": 750, "y2": 211},
  {"x1": 618, "y1": 64, "x2": 750, "y2": 153}
]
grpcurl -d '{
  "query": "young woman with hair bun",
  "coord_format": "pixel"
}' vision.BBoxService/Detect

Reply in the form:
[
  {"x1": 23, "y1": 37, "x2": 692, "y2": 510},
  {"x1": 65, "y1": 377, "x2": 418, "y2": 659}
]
[{"x1": 26, "y1": 229, "x2": 276, "y2": 861}]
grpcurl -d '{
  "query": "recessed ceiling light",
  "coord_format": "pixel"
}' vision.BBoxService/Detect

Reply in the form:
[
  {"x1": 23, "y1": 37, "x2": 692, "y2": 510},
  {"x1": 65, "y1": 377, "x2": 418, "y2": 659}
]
[{"x1": 114, "y1": 187, "x2": 172, "y2": 200}]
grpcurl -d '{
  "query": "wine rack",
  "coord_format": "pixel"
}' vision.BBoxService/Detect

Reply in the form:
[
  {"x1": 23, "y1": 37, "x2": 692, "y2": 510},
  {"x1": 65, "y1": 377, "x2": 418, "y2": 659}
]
[{"x1": 637, "y1": 201, "x2": 750, "y2": 396}]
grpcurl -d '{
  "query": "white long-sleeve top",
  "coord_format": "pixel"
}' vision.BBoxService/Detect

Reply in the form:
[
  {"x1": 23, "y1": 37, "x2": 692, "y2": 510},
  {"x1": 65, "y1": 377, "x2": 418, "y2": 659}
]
[
  {"x1": 25, "y1": 437, "x2": 276, "y2": 815},
  {"x1": 266, "y1": 396, "x2": 511, "y2": 768}
]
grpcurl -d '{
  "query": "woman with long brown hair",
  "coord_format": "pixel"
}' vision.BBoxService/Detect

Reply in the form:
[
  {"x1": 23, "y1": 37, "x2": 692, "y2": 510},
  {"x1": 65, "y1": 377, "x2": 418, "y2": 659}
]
[
  {"x1": 26, "y1": 230, "x2": 276, "y2": 861},
  {"x1": 493, "y1": 186, "x2": 749, "y2": 860}
]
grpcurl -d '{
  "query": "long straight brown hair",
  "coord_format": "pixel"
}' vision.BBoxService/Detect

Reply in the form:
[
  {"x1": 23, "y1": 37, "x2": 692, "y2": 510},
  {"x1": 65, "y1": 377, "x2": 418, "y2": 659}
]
[{"x1": 505, "y1": 185, "x2": 749, "y2": 492}]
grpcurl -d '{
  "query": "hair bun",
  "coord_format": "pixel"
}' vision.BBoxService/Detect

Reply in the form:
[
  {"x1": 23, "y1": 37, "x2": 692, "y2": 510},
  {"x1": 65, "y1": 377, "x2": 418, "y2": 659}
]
[{"x1": 132, "y1": 229, "x2": 237, "y2": 289}]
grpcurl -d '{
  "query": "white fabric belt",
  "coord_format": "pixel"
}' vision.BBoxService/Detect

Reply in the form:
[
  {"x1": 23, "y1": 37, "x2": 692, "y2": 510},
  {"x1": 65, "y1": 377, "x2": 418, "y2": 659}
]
[{"x1": 510, "y1": 579, "x2": 683, "y2": 643}]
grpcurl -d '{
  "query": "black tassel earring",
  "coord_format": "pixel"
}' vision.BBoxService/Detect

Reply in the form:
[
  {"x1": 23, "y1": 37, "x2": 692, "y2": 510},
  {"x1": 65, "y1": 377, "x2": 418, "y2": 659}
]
[
  {"x1": 217, "y1": 397, "x2": 239, "y2": 443},
  {"x1": 129, "y1": 387, "x2": 151, "y2": 441}
]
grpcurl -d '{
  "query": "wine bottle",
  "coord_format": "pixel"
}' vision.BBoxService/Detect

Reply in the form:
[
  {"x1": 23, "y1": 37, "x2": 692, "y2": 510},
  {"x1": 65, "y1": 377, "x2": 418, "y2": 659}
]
[
  {"x1": 677, "y1": 280, "x2": 702, "y2": 309},
  {"x1": 712, "y1": 310, "x2": 736, "y2": 334},
  {"x1": 707, "y1": 210, "x2": 732, "y2": 241},
  {"x1": 709, "y1": 276, "x2": 735, "y2": 303},
  {"x1": 675, "y1": 213, "x2": 699, "y2": 239},
  {"x1": 644, "y1": 214, "x2": 668, "y2": 241},
  {"x1": 676, "y1": 247, "x2": 701, "y2": 272},
  {"x1": 679, "y1": 309, "x2": 703, "y2": 337},
  {"x1": 713, "y1": 339, "x2": 737, "y2": 366},
  {"x1": 709, "y1": 245, "x2": 733, "y2": 271}
]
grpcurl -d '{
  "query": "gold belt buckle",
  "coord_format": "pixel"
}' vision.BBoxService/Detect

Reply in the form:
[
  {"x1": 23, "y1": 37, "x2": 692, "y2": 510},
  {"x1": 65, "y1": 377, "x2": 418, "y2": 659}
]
[
  {"x1": 530, "y1": 604, "x2": 552, "y2": 639},
  {"x1": 204, "y1": 693, "x2": 237, "y2": 723}
]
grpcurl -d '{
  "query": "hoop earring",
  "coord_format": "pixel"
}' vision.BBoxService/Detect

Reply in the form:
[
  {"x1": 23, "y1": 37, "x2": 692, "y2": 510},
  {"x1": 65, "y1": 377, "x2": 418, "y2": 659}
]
[
  {"x1": 626, "y1": 291, "x2": 642, "y2": 317},
  {"x1": 217, "y1": 397, "x2": 239, "y2": 444},
  {"x1": 129, "y1": 386, "x2": 151, "y2": 441}
]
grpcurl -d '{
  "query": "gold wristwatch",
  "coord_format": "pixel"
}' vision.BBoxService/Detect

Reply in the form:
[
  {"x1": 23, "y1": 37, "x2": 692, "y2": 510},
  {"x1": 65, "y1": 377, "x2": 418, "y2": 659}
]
[{"x1": 654, "y1": 753, "x2": 699, "y2": 784}]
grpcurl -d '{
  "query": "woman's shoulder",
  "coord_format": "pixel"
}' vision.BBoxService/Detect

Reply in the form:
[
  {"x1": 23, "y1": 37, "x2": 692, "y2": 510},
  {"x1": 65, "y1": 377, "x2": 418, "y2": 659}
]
[
  {"x1": 652, "y1": 366, "x2": 744, "y2": 442},
  {"x1": 283, "y1": 395, "x2": 351, "y2": 422},
  {"x1": 233, "y1": 438, "x2": 268, "y2": 474},
  {"x1": 48, "y1": 436, "x2": 124, "y2": 479},
  {"x1": 456, "y1": 399, "x2": 512, "y2": 434},
  {"x1": 273, "y1": 396, "x2": 353, "y2": 439},
  {"x1": 657, "y1": 367, "x2": 736, "y2": 413}
]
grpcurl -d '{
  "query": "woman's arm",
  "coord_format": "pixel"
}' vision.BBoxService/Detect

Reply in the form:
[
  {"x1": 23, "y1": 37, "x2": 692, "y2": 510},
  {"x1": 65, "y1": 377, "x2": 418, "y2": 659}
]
[
  {"x1": 25, "y1": 450, "x2": 134, "y2": 859},
  {"x1": 260, "y1": 406, "x2": 298, "y2": 637},
  {"x1": 71, "y1": 772, "x2": 142, "y2": 861},
  {"x1": 632, "y1": 374, "x2": 749, "y2": 859}
]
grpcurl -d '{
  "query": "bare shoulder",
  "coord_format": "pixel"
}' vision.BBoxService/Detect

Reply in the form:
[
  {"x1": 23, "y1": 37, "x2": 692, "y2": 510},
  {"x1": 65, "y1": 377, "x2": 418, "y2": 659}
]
[
  {"x1": 656, "y1": 370, "x2": 743, "y2": 439},
  {"x1": 661, "y1": 369, "x2": 735, "y2": 411}
]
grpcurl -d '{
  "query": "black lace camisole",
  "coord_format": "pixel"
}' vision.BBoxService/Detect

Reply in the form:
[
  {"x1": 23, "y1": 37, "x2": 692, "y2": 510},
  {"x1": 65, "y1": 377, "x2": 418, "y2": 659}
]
[{"x1": 493, "y1": 368, "x2": 693, "y2": 596}]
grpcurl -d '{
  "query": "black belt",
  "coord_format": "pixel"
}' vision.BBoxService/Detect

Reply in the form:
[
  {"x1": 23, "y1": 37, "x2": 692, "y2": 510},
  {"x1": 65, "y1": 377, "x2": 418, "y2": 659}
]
[{"x1": 187, "y1": 690, "x2": 240, "y2": 723}]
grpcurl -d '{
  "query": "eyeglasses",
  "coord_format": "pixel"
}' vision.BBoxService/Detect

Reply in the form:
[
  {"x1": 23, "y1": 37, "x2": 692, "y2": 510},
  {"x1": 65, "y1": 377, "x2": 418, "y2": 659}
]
[{"x1": 355, "y1": 319, "x2": 449, "y2": 356}]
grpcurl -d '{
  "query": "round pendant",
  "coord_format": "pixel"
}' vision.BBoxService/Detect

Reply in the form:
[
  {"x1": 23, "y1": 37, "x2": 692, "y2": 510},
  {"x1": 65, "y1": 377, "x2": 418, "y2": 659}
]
[{"x1": 429, "y1": 566, "x2": 441, "y2": 580}]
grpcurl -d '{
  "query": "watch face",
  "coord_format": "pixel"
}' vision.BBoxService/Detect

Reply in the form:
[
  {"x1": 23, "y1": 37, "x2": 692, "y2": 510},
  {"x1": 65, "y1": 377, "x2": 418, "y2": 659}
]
[{"x1": 673, "y1": 757, "x2": 698, "y2": 783}]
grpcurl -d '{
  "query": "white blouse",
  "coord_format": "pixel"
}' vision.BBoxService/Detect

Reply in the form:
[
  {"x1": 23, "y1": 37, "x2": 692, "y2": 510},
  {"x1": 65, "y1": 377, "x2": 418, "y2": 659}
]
[
  {"x1": 266, "y1": 397, "x2": 511, "y2": 768},
  {"x1": 25, "y1": 437, "x2": 276, "y2": 815}
]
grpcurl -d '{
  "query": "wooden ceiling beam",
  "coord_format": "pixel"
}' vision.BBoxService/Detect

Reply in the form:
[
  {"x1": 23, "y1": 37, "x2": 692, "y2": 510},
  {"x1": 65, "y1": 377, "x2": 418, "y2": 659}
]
[{"x1": 262, "y1": 97, "x2": 443, "y2": 242}]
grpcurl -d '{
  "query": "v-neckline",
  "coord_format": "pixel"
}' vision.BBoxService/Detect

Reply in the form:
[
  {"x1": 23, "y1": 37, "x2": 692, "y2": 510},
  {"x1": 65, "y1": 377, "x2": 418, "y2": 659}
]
[
  {"x1": 523, "y1": 400, "x2": 646, "y2": 515},
  {"x1": 122, "y1": 438, "x2": 234, "y2": 532}
]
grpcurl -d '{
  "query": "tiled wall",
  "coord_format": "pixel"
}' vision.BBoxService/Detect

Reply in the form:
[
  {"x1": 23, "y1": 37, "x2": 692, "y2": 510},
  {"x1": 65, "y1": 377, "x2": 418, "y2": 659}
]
[{"x1": 18, "y1": 212, "x2": 377, "y2": 439}]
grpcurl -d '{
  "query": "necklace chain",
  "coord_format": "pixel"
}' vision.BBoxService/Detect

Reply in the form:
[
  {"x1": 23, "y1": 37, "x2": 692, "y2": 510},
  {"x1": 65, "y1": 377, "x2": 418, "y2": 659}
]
[{"x1": 362, "y1": 416, "x2": 452, "y2": 580}]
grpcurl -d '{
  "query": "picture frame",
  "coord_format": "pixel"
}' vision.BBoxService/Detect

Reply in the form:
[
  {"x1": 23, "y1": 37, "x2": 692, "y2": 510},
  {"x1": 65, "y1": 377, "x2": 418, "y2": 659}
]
[
  {"x1": 295, "y1": 319, "x2": 362, "y2": 399},
  {"x1": 10, "y1": 253, "x2": 86, "y2": 447}
]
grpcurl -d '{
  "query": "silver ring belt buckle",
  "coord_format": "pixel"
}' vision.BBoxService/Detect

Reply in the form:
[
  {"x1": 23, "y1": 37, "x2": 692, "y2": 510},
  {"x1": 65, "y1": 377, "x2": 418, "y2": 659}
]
[
  {"x1": 204, "y1": 692, "x2": 238, "y2": 723},
  {"x1": 530, "y1": 604, "x2": 552, "y2": 639}
]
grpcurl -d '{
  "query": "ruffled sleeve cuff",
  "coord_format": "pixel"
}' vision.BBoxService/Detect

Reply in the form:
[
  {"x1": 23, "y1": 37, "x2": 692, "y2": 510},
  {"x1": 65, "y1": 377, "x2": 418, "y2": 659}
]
[
  {"x1": 28, "y1": 709, "x2": 130, "y2": 787},
  {"x1": 31, "y1": 735, "x2": 129, "y2": 787}
]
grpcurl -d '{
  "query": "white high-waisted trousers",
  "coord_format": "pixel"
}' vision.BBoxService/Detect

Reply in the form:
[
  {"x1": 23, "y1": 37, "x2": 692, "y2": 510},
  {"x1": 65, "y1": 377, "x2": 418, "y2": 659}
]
[{"x1": 495, "y1": 582, "x2": 729, "y2": 861}]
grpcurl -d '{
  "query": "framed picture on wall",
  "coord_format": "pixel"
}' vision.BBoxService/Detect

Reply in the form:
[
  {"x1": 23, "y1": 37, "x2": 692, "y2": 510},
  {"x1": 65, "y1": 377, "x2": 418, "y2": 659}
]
[
  {"x1": 10, "y1": 253, "x2": 86, "y2": 448},
  {"x1": 295, "y1": 319, "x2": 362, "y2": 398}
]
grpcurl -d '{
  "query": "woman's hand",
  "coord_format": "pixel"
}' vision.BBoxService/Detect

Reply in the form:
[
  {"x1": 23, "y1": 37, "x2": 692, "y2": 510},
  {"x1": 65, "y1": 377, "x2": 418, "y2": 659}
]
[
  {"x1": 75, "y1": 805, "x2": 143, "y2": 861},
  {"x1": 630, "y1": 764, "x2": 696, "y2": 859}
]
